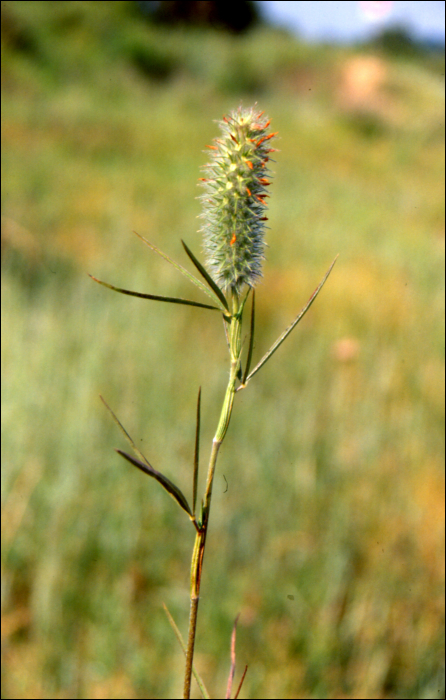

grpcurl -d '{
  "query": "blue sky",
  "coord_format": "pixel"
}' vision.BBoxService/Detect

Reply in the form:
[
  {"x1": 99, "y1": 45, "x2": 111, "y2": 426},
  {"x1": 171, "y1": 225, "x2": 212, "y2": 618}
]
[{"x1": 259, "y1": 1, "x2": 446, "y2": 43}]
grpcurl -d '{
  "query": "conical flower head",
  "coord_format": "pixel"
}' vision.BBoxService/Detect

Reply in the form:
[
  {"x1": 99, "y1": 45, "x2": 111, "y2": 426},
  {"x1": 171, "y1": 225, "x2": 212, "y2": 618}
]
[{"x1": 199, "y1": 106, "x2": 277, "y2": 294}]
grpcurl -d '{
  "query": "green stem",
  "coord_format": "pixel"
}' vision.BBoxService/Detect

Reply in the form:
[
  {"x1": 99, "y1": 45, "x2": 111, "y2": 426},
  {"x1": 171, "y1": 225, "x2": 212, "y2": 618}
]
[{"x1": 183, "y1": 294, "x2": 243, "y2": 699}]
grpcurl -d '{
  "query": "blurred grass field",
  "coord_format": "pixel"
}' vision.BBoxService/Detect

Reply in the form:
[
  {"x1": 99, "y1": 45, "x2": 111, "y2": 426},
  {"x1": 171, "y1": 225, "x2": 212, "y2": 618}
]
[{"x1": 1, "y1": 2, "x2": 445, "y2": 698}]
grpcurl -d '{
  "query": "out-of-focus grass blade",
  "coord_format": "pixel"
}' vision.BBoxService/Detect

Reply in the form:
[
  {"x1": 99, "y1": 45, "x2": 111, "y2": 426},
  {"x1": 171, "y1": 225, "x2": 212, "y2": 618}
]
[
  {"x1": 100, "y1": 395, "x2": 150, "y2": 467},
  {"x1": 234, "y1": 665, "x2": 248, "y2": 700},
  {"x1": 225, "y1": 614, "x2": 238, "y2": 699},
  {"x1": 181, "y1": 239, "x2": 229, "y2": 313},
  {"x1": 244, "y1": 255, "x2": 338, "y2": 387},
  {"x1": 133, "y1": 231, "x2": 229, "y2": 314},
  {"x1": 226, "y1": 614, "x2": 245, "y2": 700},
  {"x1": 116, "y1": 449, "x2": 192, "y2": 517},
  {"x1": 192, "y1": 387, "x2": 201, "y2": 517},
  {"x1": 162, "y1": 603, "x2": 210, "y2": 700},
  {"x1": 89, "y1": 275, "x2": 220, "y2": 312},
  {"x1": 240, "y1": 289, "x2": 255, "y2": 388}
]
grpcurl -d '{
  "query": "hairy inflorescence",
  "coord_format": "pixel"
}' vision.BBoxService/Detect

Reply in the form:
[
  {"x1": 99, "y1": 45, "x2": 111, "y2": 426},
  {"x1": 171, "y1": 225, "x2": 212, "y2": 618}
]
[{"x1": 199, "y1": 105, "x2": 278, "y2": 294}]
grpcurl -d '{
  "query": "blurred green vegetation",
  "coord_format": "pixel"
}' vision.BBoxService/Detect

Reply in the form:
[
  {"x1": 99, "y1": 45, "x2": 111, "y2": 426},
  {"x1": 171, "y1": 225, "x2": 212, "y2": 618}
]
[{"x1": 1, "y1": 2, "x2": 444, "y2": 699}]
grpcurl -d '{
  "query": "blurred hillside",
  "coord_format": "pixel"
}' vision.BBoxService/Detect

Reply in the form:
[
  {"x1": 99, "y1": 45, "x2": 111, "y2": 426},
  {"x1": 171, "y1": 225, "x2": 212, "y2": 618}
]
[{"x1": 1, "y1": 2, "x2": 444, "y2": 699}]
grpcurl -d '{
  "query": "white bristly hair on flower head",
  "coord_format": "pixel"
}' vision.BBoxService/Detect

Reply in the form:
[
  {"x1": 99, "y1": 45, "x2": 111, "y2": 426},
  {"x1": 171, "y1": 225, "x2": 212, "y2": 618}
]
[{"x1": 199, "y1": 105, "x2": 278, "y2": 294}]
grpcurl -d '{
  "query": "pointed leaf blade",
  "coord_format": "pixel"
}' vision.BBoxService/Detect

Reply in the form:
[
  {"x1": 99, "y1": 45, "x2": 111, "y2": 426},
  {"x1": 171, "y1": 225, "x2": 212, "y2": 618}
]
[
  {"x1": 181, "y1": 240, "x2": 229, "y2": 312},
  {"x1": 100, "y1": 395, "x2": 151, "y2": 467},
  {"x1": 225, "y1": 614, "x2": 240, "y2": 700},
  {"x1": 89, "y1": 275, "x2": 220, "y2": 312},
  {"x1": 133, "y1": 232, "x2": 229, "y2": 314},
  {"x1": 234, "y1": 666, "x2": 248, "y2": 700},
  {"x1": 116, "y1": 449, "x2": 192, "y2": 517},
  {"x1": 243, "y1": 256, "x2": 338, "y2": 386}
]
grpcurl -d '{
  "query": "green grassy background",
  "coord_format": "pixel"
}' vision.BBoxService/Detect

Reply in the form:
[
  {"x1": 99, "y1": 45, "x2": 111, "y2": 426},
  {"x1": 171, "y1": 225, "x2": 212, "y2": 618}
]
[{"x1": 2, "y1": 2, "x2": 444, "y2": 698}]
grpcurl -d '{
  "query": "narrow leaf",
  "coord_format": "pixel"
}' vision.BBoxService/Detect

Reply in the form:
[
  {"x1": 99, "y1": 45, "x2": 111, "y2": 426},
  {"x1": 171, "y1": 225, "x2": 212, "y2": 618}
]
[
  {"x1": 234, "y1": 666, "x2": 248, "y2": 700},
  {"x1": 225, "y1": 614, "x2": 240, "y2": 700},
  {"x1": 89, "y1": 275, "x2": 220, "y2": 312},
  {"x1": 242, "y1": 255, "x2": 338, "y2": 387},
  {"x1": 181, "y1": 240, "x2": 229, "y2": 312},
  {"x1": 116, "y1": 449, "x2": 192, "y2": 517},
  {"x1": 133, "y1": 231, "x2": 229, "y2": 314},
  {"x1": 192, "y1": 387, "x2": 201, "y2": 517},
  {"x1": 162, "y1": 603, "x2": 210, "y2": 700},
  {"x1": 241, "y1": 289, "x2": 255, "y2": 386},
  {"x1": 100, "y1": 395, "x2": 150, "y2": 467}
]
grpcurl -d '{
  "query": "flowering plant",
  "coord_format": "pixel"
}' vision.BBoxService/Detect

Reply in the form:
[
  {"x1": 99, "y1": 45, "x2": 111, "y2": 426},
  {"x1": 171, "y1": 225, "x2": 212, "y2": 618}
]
[{"x1": 90, "y1": 105, "x2": 337, "y2": 699}]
